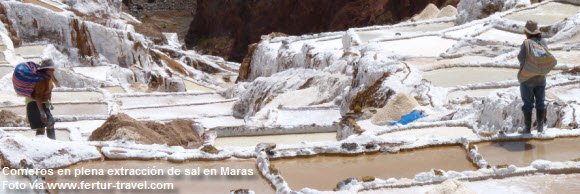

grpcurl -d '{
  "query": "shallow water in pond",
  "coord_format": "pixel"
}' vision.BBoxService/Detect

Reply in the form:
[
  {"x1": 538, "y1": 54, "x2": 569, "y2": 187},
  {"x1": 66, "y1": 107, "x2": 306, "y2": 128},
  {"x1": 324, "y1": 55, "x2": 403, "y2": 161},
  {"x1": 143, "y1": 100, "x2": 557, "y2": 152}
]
[
  {"x1": 503, "y1": 2, "x2": 580, "y2": 25},
  {"x1": 476, "y1": 138, "x2": 580, "y2": 167},
  {"x1": 423, "y1": 67, "x2": 518, "y2": 87},
  {"x1": 271, "y1": 146, "x2": 476, "y2": 191},
  {"x1": 214, "y1": 132, "x2": 337, "y2": 147},
  {"x1": 47, "y1": 160, "x2": 274, "y2": 194}
]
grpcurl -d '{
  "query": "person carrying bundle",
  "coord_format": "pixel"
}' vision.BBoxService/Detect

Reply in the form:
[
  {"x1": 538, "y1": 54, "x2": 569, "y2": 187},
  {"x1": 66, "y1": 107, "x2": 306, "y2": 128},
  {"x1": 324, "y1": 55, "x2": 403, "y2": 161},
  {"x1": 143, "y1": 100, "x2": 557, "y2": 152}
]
[
  {"x1": 13, "y1": 59, "x2": 58, "y2": 139},
  {"x1": 517, "y1": 20, "x2": 557, "y2": 134}
]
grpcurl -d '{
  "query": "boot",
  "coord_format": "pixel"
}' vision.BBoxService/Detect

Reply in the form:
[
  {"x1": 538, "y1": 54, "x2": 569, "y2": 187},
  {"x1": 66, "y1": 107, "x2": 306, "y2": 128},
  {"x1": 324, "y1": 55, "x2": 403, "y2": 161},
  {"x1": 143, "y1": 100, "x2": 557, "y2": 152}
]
[
  {"x1": 35, "y1": 129, "x2": 45, "y2": 136},
  {"x1": 46, "y1": 128, "x2": 55, "y2": 140},
  {"x1": 520, "y1": 111, "x2": 532, "y2": 134},
  {"x1": 537, "y1": 109, "x2": 545, "y2": 133}
]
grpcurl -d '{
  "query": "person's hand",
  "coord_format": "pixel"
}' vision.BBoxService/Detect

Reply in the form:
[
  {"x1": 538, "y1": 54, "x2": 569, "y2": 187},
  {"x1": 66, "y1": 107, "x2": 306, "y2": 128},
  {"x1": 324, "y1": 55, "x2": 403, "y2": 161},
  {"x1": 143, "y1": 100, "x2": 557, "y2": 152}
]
[{"x1": 40, "y1": 112, "x2": 47, "y2": 123}]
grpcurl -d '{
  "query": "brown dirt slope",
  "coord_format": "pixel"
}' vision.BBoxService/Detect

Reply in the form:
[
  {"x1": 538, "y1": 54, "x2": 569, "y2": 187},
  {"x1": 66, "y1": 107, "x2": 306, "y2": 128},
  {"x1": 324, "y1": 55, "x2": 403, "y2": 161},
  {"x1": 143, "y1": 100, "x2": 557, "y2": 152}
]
[
  {"x1": 186, "y1": 0, "x2": 460, "y2": 62},
  {"x1": 89, "y1": 114, "x2": 203, "y2": 148},
  {"x1": 0, "y1": 110, "x2": 25, "y2": 127}
]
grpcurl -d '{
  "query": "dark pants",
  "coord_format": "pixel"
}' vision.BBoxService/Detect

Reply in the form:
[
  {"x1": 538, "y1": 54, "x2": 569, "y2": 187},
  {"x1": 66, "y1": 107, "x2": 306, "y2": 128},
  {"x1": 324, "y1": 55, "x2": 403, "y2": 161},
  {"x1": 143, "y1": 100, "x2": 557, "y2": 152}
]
[
  {"x1": 26, "y1": 101, "x2": 55, "y2": 129},
  {"x1": 520, "y1": 83, "x2": 545, "y2": 113}
]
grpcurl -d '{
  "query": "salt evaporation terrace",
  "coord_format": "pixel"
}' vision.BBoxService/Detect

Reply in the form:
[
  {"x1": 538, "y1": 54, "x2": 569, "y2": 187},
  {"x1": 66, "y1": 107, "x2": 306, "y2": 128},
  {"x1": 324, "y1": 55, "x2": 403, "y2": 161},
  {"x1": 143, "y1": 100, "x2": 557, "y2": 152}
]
[{"x1": 0, "y1": 0, "x2": 580, "y2": 193}]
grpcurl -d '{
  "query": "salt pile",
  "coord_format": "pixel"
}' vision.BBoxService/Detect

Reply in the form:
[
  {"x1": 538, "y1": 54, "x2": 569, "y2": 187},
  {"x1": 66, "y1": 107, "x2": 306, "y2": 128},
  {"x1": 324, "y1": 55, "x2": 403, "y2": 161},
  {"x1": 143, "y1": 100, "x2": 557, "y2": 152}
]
[{"x1": 371, "y1": 92, "x2": 420, "y2": 126}]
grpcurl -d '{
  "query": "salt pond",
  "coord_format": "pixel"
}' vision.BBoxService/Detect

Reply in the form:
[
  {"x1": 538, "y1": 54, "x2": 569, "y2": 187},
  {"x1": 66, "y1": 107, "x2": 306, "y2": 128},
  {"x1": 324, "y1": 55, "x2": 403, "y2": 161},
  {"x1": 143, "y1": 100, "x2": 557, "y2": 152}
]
[
  {"x1": 477, "y1": 138, "x2": 580, "y2": 167},
  {"x1": 271, "y1": 145, "x2": 476, "y2": 191}
]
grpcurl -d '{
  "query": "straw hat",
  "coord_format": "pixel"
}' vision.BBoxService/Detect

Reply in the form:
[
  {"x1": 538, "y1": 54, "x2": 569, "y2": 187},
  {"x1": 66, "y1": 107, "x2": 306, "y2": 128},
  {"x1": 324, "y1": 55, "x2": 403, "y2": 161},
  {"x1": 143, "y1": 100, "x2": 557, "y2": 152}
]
[
  {"x1": 524, "y1": 20, "x2": 541, "y2": 35},
  {"x1": 37, "y1": 59, "x2": 58, "y2": 70}
]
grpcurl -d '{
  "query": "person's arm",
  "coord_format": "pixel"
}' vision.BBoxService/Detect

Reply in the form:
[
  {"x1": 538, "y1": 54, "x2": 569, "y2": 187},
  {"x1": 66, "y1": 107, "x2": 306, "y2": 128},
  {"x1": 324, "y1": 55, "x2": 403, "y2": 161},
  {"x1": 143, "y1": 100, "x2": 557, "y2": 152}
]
[
  {"x1": 36, "y1": 99, "x2": 47, "y2": 123},
  {"x1": 517, "y1": 42, "x2": 526, "y2": 68}
]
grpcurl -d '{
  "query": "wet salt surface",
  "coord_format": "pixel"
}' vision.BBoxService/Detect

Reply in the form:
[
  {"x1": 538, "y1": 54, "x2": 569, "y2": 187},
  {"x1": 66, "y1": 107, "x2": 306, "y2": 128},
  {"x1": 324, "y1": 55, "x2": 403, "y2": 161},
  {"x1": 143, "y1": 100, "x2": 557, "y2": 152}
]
[
  {"x1": 56, "y1": 120, "x2": 106, "y2": 137},
  {"x1": 356, "y1": 22, "x2": 455, "y2": 43},
  {"x1": 378, "y1": 127, "x2": 475, "y2": 140},
  {"x1": 547, "y1": 85, "x2": 580, "y2": 102},
  {"x1": 72, "y1": 67, "x2": 111, "y2": 81},
  {"x1": 47, "y1": 160, "x2": 274, "y2": 194},
  {"x1": 503, "y1": 2, "x2": 580, "y2": 25},
  {"x1": 5, "y1": 129, "x2": 70, "y2": 141},
  {"x1": 196, "y1": 116, "x2": 245, "y2": 129},
  {"x1": 184, "y1": 80, "x2": 215, "y2": 92},
  {"x1": 118, "y1": 93, "x2": 223, "y2": 108},
  {"x1": 377, "y1": 36, "x2": 457, "y2": 57},
  {"x1": 271, "y1": 146, "x2": 476, "y2": 191},
  {"x1": 14, "y1": 44, "x2": 47, "y2": 57},
  {"x1": 423, "y1": 67, "x2": 518, "y2": 87},
  {"x1": 275, "y1": 109, "x2": 341, "y2": 127},
  {"x1": 444, "y1": 24, "x2": 485, "y2": 38},
  {"x1": 404, "y1": 56, "x2": 494, "y2": 70},
  {"x1": 0, "y1": 66, "x2": 13, "y2": 78},
  {"x1": 448, "y1": 88, "x2": 507, "y2": 100},
  {"x1": 52, "y1": 92, "x2": 104, "y2": 103},
  {"x1": 214, "y1": 132, "x2": 337, "y2": 147},
  {"x1": 477, "y1": 138, "x2": 580, "y2": 167},
  {"x1": 123, "y1": 101, "x2": 234, "y2": 120},
  {"x1": 2, "y1": 103, "x2": 108, "y2": 116},
  {"x1": 475, "y1": 28, "x2": 525, "y2": 45},
  {"x1": 102, "y1": 86, "x2": 126, "y2": 94},
  {"x1": 551, "y1": 50, "x2": 580, "y2": 65}
]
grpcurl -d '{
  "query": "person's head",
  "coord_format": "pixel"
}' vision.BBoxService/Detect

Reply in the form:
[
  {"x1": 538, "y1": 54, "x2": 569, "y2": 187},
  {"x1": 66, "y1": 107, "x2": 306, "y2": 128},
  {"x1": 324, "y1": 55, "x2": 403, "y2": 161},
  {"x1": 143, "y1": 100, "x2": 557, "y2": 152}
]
[
  {"x1": 37, "y1": 59, "x2": 58, "y2": 76},
  {"x1": 524, "y1": 20, "x2": 542, "y2": 39}
]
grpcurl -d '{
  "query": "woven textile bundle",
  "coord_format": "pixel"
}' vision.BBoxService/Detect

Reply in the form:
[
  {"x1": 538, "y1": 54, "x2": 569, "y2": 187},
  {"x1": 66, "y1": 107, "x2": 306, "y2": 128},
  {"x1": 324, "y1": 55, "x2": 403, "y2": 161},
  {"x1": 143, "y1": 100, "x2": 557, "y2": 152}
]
[
  {"x1": 518, "y1": 39, "x2": 557, "y2": 83},
  {"x1": 12, "y1": 62, "x2": 52, "y2": 97}
]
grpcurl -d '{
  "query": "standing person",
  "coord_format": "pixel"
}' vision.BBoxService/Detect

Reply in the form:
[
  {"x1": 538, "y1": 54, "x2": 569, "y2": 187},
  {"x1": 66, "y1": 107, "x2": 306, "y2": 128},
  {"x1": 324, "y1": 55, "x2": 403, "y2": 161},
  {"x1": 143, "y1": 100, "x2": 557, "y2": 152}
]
[
  {"x1": 13, "y1": 59, "x2": 58, "y2": 139},
  {"x1": 517, "y1": 20, "x2": 557, "y2": 134}
]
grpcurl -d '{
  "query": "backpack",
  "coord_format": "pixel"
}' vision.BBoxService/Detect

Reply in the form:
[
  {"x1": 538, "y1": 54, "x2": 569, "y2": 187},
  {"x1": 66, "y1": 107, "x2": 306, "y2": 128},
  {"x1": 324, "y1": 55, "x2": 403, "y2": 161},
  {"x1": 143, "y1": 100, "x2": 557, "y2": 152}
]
[
  {"x1": 517, "y1": 39, "x2": 557, "y2": 83},
  {"x1": 12, "y1": 62, "x2": 52, "y2": 97}
]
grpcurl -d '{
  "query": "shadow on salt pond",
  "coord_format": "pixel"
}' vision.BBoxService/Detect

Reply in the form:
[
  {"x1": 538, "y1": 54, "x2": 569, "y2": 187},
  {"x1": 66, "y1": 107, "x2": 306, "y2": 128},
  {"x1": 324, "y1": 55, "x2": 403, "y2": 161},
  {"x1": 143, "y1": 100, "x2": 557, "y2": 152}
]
[
  {"x1": 490, "y1": 141, "x2": 536, "y2": 152},
  {"x1": 477, "y1": 138, "x2": 580, "y2": 167},
  {"x1": 271, "y1": 145, "x2": 477, "y2": 191},
  {"x1": 44, "y1": 160, "x2": 274, "y2": 194}
]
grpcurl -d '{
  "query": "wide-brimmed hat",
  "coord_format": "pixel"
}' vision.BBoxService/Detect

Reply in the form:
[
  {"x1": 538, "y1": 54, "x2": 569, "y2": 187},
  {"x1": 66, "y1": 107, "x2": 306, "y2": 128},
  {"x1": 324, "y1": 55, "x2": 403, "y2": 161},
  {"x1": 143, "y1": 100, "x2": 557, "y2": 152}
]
[
  {"x1": 524, "y1": 20, "x2": 541, "y2": 35},
  {"x1": 37, "y1": 59, "x2": 58, "y2": 70}
]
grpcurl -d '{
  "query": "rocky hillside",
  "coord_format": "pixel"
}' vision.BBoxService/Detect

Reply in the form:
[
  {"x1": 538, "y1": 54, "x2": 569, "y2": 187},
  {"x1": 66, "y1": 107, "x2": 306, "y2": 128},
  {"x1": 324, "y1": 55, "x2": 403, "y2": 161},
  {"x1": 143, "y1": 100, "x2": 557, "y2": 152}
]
[{"x1": 186, "y1": 0, "x2": 460, "y2": 62}]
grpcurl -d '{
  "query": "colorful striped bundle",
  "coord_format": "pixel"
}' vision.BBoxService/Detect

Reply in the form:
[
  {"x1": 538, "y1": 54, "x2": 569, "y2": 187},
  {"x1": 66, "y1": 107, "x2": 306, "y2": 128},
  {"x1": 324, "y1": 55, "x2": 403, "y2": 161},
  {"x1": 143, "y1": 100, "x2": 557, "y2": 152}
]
[
  {"x1": 12, "y1": 62, "x2": 52, "y2": 97},
  {"x1": 518, "y1": 39, "x2": 557, "y2": 83}
]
